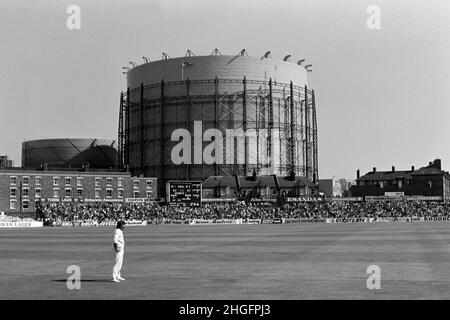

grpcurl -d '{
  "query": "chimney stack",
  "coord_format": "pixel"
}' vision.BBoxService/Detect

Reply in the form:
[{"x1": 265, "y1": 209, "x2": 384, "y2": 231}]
[
  {"x1": 392, "y1": 166, "x2": 395, "y2": 172},
  {"x1": 357, "y1": 169, "x2": 360, "y2": 179},
  {"x1": 411, "y1": 165, "x2": 415, "y2": 172},
  {"x1": 289, "y1": 169, "x2": 296, "y2": 181},
  {"x1": 373, "y1": 167, "x2": 376, "y2": 173},
  {"x1": 252, "y1": 169, "x2": 258, "y2": 181},
  {"x1": 434, "y1": 159, "x2": 442, "y2": 170}
]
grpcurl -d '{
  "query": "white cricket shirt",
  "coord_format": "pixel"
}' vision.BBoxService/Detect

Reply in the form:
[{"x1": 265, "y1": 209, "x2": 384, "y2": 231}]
[{"x1": 113, "y1": 228, "x2": 125, "y2": 250}]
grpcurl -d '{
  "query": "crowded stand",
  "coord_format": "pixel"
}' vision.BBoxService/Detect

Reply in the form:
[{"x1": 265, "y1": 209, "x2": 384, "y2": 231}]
[
  {"x1": 0, "y1": 211, "x2": 36, "y2": 222},
  {"x1": 35, "y1": 199, "x2": 450, "y2": 226}
]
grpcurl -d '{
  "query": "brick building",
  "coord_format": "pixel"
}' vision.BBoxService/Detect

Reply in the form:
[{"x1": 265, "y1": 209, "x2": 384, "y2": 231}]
[
  {"x1": 350, "y1": 159, "x2": 450, "y2": 199},
  {"x1": 0, "y1": 168, "x2": 157, "y2": 215},
  {"x1": 0, "y1": 155, "x2": 14, "y2": 168}
]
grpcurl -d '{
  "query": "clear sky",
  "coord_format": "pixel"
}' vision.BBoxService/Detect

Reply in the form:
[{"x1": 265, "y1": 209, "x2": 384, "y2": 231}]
[{"x1": 0, "y1": 0, "x2": 449, "y2": 180}]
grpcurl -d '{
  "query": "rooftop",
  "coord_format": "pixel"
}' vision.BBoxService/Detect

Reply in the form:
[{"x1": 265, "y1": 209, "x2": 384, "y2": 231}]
[{"x1": 357, "y1": 159, "x2": 450, "y2": 180}]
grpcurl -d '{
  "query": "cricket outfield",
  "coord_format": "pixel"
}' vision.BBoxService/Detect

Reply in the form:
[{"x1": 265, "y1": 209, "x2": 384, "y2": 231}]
[{"x1": 0, "y1": 222, "x2": 449, "y2": 299}]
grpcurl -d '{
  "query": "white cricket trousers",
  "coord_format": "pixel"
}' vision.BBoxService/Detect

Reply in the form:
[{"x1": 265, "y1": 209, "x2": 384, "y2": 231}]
[{"x1": 113, "y1": 249, "x2": 124, "y2": 279}]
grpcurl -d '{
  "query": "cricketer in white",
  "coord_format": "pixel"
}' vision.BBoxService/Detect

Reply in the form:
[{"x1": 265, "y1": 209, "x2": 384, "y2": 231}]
[{"x1": 112, "y1": 221, "x2": 126, "y2": 282}]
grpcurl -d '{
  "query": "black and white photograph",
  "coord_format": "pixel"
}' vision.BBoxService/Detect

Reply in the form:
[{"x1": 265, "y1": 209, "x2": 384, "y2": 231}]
[{"x1": 0, "y1": 0, "x2": 449, "y2": 308}]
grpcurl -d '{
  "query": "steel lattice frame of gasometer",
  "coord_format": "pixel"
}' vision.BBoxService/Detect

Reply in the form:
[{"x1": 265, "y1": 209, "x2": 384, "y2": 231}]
[{"x1": 118, "y1": 77, "x2": 318, "y2": 188}]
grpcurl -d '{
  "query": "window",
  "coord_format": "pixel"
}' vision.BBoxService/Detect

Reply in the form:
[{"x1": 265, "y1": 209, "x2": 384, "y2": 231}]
[
  {"x1": 133, "y1": 190, "x2": 140, "y2": 198},
  {"x1": 118, "y1": 179, "x2": 123, "y2": 188},
  {"x1": 118, "y1": 189, "x2": 124, "y2": 198},
  {"x1": 95, "y1": 178, "x2": 101, "y2": 187},
  {"x1": 76, "y1": 177, "x2": 83, "y2": 186},
  {"x1": 146, "y1": 190, "x2": 153, "y2": 198},
  {"x1": 133, "y1": 180, "x2": 139, "y2": 189},
  {"x1": 146, "y1": 180, "x2": 152, "y2": 189},
  {"x1": 428, "y1": 180, "x2": 432, "y2": 188},
  {"x1": 65, "y1": 177, "x2": 71, "y2": 186},
  {"x1": 10, "y1": 176, "x2": 17, "y2": 185},
  {"x1": 106, "y1": 189, "x2": 112, "y2": 198},
  {"x1": 65, "y1": 188, "x2": 71, "y2": 198},
  {"x1": 35, "y1": 177, "x2": 42, "y2": 186},
  {"x1": 53, "y1": 177, "x2": 60, "y2": 187},
  {"x1": 35, "y1": 189, "x2": 42, "y2": 198},
  {"x1": 10, "y1": 200, "x2": 17, "y2": 210},
  {"x1": 95, "y1": 189, "x2": 101, "y2": 198},
  {"x1": 22, "y1": 188, "x2": 29, "y2": 198},
  {"x1": 10, "y1": 188, "x2": 17, "y2": 198},
  {"x1": 22, "y1": 200, "x2": 29, "y2": 210},
  {"x1": 106, "y1": 178, "x2": 112, "y2": 187},
  {"x1": 77, "y1": 189, "x2": 83, "y2": 197},
  {"x1": 23, "y1": 177, "x2": 29, "y2": 185},
  {"x1": 53, "y1": 189, "x2": 59, "y2": 198}
]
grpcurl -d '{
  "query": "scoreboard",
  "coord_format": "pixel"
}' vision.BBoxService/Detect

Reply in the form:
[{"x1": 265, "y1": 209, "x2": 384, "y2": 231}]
[{"x1": 167, "y1": 181, "x2": 202, "y2": 206}]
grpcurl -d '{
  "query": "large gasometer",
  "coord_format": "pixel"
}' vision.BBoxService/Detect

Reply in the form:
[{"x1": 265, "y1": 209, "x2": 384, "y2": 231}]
[{"x1": 119, "y1": 53, "x2": 318, "y2": 196}]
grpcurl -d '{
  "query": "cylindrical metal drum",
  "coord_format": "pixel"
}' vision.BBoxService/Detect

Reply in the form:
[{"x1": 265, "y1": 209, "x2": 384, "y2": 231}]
[
  {"x1": 120, "y1": 54, "x2": 318, "y2": 195},
  {"x1": 22, "y1": 138, "x2": 118, "y2": 169}
]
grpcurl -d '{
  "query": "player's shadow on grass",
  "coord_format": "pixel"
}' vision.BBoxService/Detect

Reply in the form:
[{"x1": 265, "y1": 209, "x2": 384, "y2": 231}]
[{"x1": 52, "y1": 279, "x2": 113, "y2": 283}]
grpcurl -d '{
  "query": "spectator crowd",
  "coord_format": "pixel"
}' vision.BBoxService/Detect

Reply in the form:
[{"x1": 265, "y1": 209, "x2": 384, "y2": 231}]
[{"x1": 35, "y1": 200, "x2": 450, "y2": 226}]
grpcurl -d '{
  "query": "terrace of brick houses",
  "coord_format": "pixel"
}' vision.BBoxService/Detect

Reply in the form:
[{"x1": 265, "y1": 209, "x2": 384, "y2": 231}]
[{"x1": 350, "y1": 159, "x2": 450, "y2": 198}]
